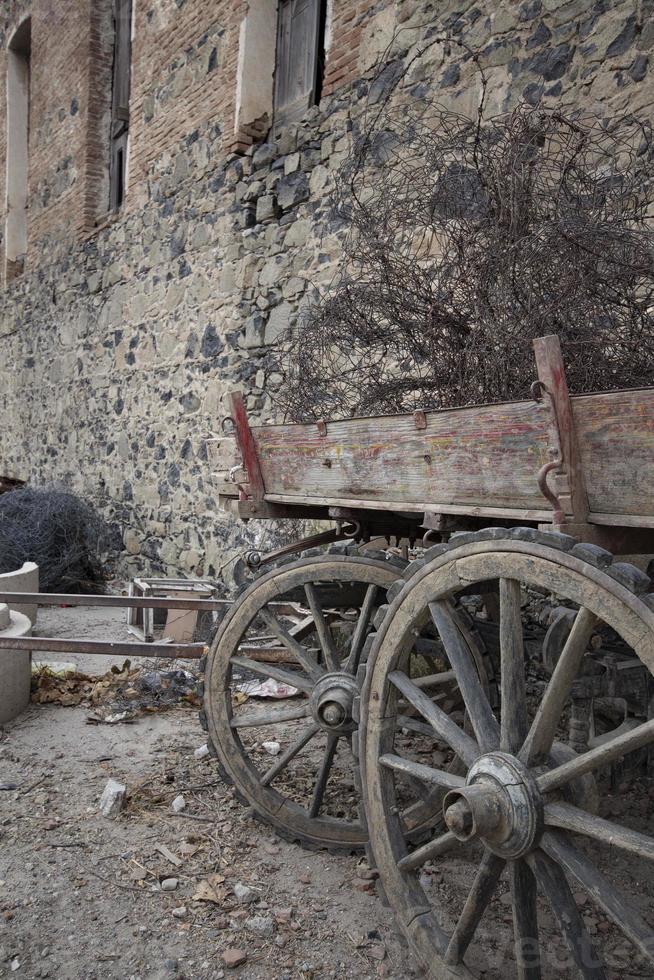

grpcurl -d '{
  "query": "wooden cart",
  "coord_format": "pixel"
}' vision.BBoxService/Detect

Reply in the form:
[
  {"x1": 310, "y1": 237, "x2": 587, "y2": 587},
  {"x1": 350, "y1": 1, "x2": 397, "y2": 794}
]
[{"x1": 203, "y1": 334, "x2": 654, "y2": 978}]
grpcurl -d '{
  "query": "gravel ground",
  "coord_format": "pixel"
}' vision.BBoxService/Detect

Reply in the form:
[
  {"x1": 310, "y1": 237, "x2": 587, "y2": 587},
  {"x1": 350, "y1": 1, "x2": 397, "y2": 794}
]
[
  {"x1": 2, "y1": 604, "x2": 654, "y2": 980},
  {"x1": 0, "y1": 605, "x2": 412, "y2": 980}
]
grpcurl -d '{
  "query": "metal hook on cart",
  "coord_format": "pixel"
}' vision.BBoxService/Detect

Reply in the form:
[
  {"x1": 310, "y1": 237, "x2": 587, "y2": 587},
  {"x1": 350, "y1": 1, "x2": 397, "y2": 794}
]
[
  {"x1": 342, "y1": 520, "x2": 361, "y2": 539},
  {"x1": 422, "y1": 528, "x2": 442, "y2": 546},
  {"x1": 537, "y1": 456, "x2": 565, "y2": 525},
  {"x1": 530, "y1": 379, "x2": 550, "y2": 402}
]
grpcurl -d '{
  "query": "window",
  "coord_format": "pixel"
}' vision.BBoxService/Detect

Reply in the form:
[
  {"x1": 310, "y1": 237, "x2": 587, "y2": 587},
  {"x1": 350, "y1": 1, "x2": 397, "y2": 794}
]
[
  {"x1": 274, "y1": 0, "x2": 327, "y2": 124},
  {"x1": 109, "y1": 0, "x2": 133, "y2": 211},
  {"x1": 5, "y1": 17, "x2": 31, "y2": 282}
]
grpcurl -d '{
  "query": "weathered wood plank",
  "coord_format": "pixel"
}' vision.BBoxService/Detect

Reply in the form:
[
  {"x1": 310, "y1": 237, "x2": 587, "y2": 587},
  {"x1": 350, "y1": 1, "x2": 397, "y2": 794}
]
[
  {"x1": 264, "y1": 494, "x2": 554, "y2": 521},
  {"x1": 572, "y1": 388, "x2": 654, "y2": 519},
  {"x1": 251, "y1": 399, "x2": 553, "y2": 512},
  {"x1": 533, "y1": 334, "x2": 589, "y2": 523}
]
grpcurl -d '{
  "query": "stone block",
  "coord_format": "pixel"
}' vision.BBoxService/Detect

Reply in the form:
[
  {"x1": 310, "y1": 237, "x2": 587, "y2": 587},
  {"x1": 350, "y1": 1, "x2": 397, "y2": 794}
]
[
  {"x1": 284, "y1": 153, "x2": 300, "y2": 174},
  {"x1": 256, "y1": 195, "x2": 280, "y2": 222},
  {"x1": 239, "y1": 313, "x2": 265, "y2": 349},
  {"x1": 264, "y1": 302, "x2": 292, "y2": 344},
  {"x1": 276, "y1": 172, "x2": 309, "y2": 211}
]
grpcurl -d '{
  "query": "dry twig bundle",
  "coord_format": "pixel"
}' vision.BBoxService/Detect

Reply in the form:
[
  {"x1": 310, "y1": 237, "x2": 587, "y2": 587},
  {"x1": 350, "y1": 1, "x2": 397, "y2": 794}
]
[
  {"x1": 277, "y1": 100, "x2": 654, "y2": 420},
  {"x1": 0, "y1": 486, "x2": 111, "y2": 592}
]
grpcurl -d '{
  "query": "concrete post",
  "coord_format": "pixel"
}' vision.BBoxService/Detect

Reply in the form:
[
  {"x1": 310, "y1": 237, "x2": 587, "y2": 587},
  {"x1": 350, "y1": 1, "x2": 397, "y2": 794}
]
[
  {"x1": 0, "y1": 561, "x2": 39, "y2": 626},
  {"x1": 0, "y1": 602, "x2": 32, "y2": 724}
]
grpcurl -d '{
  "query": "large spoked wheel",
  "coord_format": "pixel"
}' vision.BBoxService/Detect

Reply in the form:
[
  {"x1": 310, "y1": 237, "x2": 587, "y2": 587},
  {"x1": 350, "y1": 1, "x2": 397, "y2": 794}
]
[
  {"x1": 361, "y1": 529, "x2": 654, "y2": 978},
  {"x1": 202, "y1": 551, "x2": 403, "y2": 851}
]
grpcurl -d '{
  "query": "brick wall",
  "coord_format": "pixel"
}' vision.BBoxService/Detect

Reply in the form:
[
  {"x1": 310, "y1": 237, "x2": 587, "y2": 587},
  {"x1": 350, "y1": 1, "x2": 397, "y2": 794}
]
[{"x1": 0, "y1": 0, "x2": 652, "y2": 577}]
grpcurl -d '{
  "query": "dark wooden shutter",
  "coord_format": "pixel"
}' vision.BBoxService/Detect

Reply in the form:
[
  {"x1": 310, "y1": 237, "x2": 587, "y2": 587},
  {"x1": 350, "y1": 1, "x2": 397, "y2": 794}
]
[
  {"x1": 274, "y1": 0, "x2": 323, "y2": 123},
  {"x1": 109, "y1": 0, "x2": 132, "y2": 210}
]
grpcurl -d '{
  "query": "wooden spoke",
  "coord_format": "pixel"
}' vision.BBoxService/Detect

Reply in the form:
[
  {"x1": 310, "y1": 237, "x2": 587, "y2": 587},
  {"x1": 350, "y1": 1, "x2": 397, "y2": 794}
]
[
  {"x1": 520, "y1": 607, "x2": 598, "y2": 766},
  {"x1": 397, "y1": 831, "x2": 457, "y2": 873},
  {"x1": 526, "y1": 848, "x2": 606, "y2": 979},
  {"x1": 345, "y1": 584, "x2": 379, "y2": 674},
  {"x1": 379, "y1": 753, "x2": 466, "y2": 790},
  {"x1": 429, "y1": 600, "x2": 500, "y2": 753},
  {"x1": 259, "y1": 608, "x2": 324, "y2": 681},
  {"x1": 231, "y1": 702, "x2": 310, "y2": 729},
  {"x1": 541, "y1": 830, "x2": 654, "y2": 965},
  {"x1": 303, "y1": 584, "x2": 340, "y2": 672},
  {"x1": 260, "y1": 722, "x2": 320, "y2": 787},
  {"x1": 510, "y1": 859, "x2": 541, "y2": 980},
  {"x1": 389, "y1": 670, "x2": 480, "y2": 768},
  {"x1": 537, "y1": 717, "x2": 654, "y2": 795},
  {"x1": 444, "y1": 849, "x2": 506, "y2": 965},
  {"x1": 499, "y1": 579, "x2": 528, "y2": 754},
  {"x1": 396, "y1": 714, "x2": 436, "y2": 738},
  {"x1": 545, "y1": 802, "x2": 654, "y2": 861},
  {"x1": 231, "y1": 655, "x2": 314, "y2": 694},
  {"x1": 309, "y1": 735, "x2": 339, "y2": 818},
  {"x1": 412, "y1": 669, "x2": 456, "y2": 689}
]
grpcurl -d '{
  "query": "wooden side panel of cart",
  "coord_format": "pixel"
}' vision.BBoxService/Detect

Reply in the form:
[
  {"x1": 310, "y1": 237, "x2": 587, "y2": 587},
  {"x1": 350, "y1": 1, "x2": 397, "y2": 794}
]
[
  {"x1": 250, "y1": 399, "x2": 556, "y2": 521},
  {"x1": 572, "y1": 388, "x2": 654, "y2": 528},
  {"x1": 222, "y1": 335, "x2": 654, "y2": 536}
]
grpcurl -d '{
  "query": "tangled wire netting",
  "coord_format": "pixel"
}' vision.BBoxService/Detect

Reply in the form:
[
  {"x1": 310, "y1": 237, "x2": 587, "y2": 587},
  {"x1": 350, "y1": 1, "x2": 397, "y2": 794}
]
[
  {"x1": 275, "y1": 98, "x2": 654, "y2": 420},
  {"x1": 0, "y1": 487, "x2": 112, "y2": 592}
]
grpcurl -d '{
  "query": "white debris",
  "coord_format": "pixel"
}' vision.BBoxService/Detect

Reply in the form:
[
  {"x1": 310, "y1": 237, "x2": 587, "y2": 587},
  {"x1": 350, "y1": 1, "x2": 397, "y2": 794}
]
[
  {"x1": 161, "y1": 878, "x2": 178, "y2": 892},
  {"x1": 10, "y1": 959, "x2": 19, "y2": 972},
  {"x1": 262, "y1": 741, "x2": 281, "y2": 756},
  {"x1": 103, "y1": 711, "x2": 131, "y2": 725},
  {"x1": 194, "y1": 744, "x2": 210, "y2": 760},
  {"x1": 171, "y1": 794, "x2": 186, "y2": 813},
  {"x1": 236, "y1": 678, "x2": 298, "y2": 699},
  {"x1": 99, "y1": 779, "x2": 126, "y2": 818}
]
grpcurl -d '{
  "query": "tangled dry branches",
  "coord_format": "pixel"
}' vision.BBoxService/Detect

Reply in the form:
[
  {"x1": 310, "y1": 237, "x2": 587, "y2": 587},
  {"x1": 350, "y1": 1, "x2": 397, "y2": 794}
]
[
  {"x1": 277, "y1": 100, "x2": 654, "y2": 420},
  {"x1": 0, "y1": 487, "x2": 111, "y2": 592}
]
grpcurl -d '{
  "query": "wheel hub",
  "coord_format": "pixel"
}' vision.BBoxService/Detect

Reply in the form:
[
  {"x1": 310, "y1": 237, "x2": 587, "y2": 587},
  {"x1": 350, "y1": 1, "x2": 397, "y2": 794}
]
[
  {"x1": 310, "y1": 672, "x2": 359, "y2": 734},
  {"x1": 443, "y1": 752, "x2": 543, "y2": 859}
]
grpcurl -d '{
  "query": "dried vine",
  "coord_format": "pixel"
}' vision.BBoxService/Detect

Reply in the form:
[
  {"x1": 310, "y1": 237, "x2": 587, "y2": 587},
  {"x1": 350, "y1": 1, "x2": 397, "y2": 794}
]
[{"x1": 276, "y1": 95, "x2": 654, "y2": 420}]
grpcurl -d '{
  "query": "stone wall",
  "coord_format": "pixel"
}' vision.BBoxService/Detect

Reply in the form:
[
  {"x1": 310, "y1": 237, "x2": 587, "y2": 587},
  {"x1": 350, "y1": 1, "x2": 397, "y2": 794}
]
[{"x1": 0, "y1": 0, "x2": 652, "y2": 579}]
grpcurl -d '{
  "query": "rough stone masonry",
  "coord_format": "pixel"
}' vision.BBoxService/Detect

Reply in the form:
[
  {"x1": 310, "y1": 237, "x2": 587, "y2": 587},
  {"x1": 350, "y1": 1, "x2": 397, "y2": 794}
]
[{"x1": 0, "y1": 0, "x2": 651, "y2": 579}]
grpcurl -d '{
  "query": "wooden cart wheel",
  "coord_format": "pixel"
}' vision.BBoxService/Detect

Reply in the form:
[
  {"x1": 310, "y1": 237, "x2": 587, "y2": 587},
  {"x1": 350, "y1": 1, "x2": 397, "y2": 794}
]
[
  {"x1": 200, "y1": 549, "x2": 404, "y2": 851},
  {"x1": 361, "y1": 528, "x2": 654, "y2": 978}
]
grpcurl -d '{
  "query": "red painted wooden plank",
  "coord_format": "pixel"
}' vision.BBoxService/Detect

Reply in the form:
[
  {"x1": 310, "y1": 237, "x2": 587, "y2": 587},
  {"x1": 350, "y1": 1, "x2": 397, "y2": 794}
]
[
  {"x1": 228, "y1": 391, "x2": 265, "y2": 502},
  {"x1": 533, "y1": 334, "x2": 589, "y2": 523}
]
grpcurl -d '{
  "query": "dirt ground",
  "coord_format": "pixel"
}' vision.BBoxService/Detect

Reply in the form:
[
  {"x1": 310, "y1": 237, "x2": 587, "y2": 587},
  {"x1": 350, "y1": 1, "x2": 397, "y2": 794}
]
[
  {"x1": 0, "y1": 605, "x2": 413, "y2": 980},
  {"x1": 3, "y1": 604, "x2": 654, "y2": 980}
]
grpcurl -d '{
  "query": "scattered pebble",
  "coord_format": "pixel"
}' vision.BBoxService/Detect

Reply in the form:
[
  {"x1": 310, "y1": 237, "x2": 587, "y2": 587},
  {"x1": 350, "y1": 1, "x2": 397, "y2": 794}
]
[
  {"x1": 194, "y1": 744, "x2": 210, "y2": 760},
  {"x1": 245, "y1": 914, "x2": 275, "y2": 937},
  {"x1": 99, "y1": 779, "x2": 126, "y2": 818},
  {"x1": 171, "y1": 795, "x2": 186, "y2": 813},
  {"x1": 171, "y1": 906, "x2": 187, "y2": 918},
  {"x1": 161, "y1": 878, "x2": 179, "y2": 892},
  {"x1": 262, "y1": 741, "x2": 281, "y2": 756},
  {"x1": 233, "y1": 882, "x2": 257, "y2": 904},
  {"x1": 222, "y1": 948, "x2": 247, "y2": 969}
]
